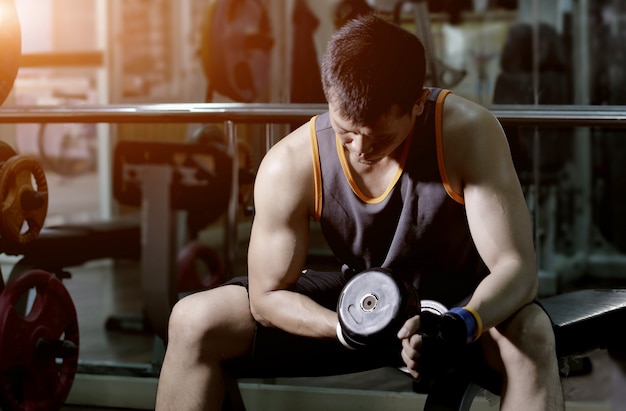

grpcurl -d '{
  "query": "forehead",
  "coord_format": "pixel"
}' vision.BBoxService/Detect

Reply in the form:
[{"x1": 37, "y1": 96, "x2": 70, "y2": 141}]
[{"x1": 328, "y1": 101, "x2": 406, "y2": 134}]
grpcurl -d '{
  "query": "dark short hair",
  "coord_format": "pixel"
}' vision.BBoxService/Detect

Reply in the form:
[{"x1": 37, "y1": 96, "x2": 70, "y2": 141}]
[{"x1": 321, "y1": 13, "x2": 426, "y2": 125}]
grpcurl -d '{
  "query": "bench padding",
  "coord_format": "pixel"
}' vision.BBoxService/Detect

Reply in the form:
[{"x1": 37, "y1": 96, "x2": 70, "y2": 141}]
[
  {"x1": 540, "y1": 289, "x2": 626, "y2": 357},
  {"x1": 0, "y1": 215, "x2": 140, "y2": 269}
]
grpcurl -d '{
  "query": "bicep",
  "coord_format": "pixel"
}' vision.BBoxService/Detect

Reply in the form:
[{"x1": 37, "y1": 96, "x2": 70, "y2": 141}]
[
  {"x1": 460, "y1": 112, "x2": 536, "y2": 272},
  {"x1": 247, "y1": 146, "x2": 312, "y2": 299},
  {"x1": 248, "y1": 206, "x2": 309, "y2": 294}
]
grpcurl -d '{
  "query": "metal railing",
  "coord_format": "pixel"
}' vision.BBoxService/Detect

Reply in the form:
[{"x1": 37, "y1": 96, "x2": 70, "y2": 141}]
[{"x1": 1, "y1": 103, "x2": 626, "y2": 126}]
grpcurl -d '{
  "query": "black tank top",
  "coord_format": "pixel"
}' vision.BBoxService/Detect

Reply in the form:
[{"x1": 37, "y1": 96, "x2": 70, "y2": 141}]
[{"x1": 310, "y1": 88, "x2": 488, "y2": 307}]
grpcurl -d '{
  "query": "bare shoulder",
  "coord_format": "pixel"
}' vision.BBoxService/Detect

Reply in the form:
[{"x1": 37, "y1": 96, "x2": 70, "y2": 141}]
[
  {"x1": 257, "y1": 122, "x2": 312, "y2": 180},
  {"x1": 441, "y1": 93, "x2": 508, "y2": 153},
  {"x1": 442, "y1": 93, "x2": 501, "y2": 135},
  {"x1": 440, "y1": 93, "x2": 513, "y2": 187},
  {"x1": 254, "y1": 121, "x2": 315, "y2": 214}
]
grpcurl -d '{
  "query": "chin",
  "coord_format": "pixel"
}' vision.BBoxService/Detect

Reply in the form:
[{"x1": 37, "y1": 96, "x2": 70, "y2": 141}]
[{"x1": 357, "y1": 155, "x2": 383, "y2": 165}]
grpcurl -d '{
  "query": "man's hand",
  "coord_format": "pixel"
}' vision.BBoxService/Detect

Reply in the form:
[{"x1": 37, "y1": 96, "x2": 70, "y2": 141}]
[
  {"x1": 397, "y1": 308, "x2": 477, "y2": 381},
  {"x1": 397, "y1": 311, "x2": 450, "y2": 381},
  {"x1": 397, "y1": 315, "x2": 423, "y2": 379}
]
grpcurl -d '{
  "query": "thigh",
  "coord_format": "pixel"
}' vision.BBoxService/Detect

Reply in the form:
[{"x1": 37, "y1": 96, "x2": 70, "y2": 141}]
[{"x1": 226, "y1": 321, "x2": 404, "y2": 379}]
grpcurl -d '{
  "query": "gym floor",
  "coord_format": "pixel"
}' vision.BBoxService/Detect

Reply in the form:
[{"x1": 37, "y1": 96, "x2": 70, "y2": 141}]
[{"x1": 2, "y1": 171, "x2": 623, "y2": 410}]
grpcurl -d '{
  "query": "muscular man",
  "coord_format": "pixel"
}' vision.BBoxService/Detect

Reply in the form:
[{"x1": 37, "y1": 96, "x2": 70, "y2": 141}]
[{"x1": 156, "y1": 13, "x2": 564, "y2": 410}]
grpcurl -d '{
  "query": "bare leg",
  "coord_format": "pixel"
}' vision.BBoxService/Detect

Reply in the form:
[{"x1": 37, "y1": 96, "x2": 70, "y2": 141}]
[
  {"x1": 155, "y1": 285, "x2": 255, "y2": 411},
  {"x1": 482, "y1": 303, "x2": 565, "y2": 411}
]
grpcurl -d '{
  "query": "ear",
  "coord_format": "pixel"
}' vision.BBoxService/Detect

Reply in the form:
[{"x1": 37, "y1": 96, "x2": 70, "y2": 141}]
[{"x1": 413, "y1": 89, "x2": 431, "y2": 117}]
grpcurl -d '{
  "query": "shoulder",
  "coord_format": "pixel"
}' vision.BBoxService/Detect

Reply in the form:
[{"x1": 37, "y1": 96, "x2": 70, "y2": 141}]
[
  {"x1": 258, "y1": 120, "x2": 313, "y2": 178},
  {"x1": 442, "y1": 93, "x2": 501, "y2": 132},
  {"x1": 254, "y1": 119, "x2": 316, "y2": 213},
  {"x1": 439, "y1": 93, "x2": 512, "y2": 187},
  {"x1": 440, "y1": 93, "x2": 507, "y2": 154}
]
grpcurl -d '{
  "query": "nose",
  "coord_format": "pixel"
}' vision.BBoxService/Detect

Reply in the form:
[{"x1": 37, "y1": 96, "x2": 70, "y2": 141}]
[{"x1": 345, "y1": 134, "x2": 372, "y2": 154}]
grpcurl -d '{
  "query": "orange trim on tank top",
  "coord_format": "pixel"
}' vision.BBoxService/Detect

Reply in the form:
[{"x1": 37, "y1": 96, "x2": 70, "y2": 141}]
[
  {"x1": 310, "y1": 116, "x2": 323, "y2": 221},
  {"x1": 336, "y1": 128, "x2": 413, "y2": 204},
  {"x1": 435, "y1": 90, "x2": 464, "y2": 204}
]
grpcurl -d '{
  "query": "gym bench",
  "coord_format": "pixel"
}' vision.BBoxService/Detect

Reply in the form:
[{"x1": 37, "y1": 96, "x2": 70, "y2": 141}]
[
  {"x1": 1, "y1": 140, "x2": 235, "y2": 341},
  {"x1": 220, "y1": 288, "x2": 626, "y2": 411},
  {"x1": 0, "y1": 214, "x2": 141, "y2": 279}
]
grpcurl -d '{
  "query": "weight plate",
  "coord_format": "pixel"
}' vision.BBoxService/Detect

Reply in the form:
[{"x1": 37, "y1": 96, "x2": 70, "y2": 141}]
[
  {"x1": 338, "y1": 268, "x2": 412, "y2": 347},
  {"x1": 177, "y1": 241, "x2": 225, "y2": 292},
  {"x1": 0, "y1": 155, "x2": 48, "y2": 244},
  {"x1": 0, "y1": 0, "x2": 21, "y2": 107},
  {"x1": 0, "y1": 141, "x2": 17, "y2": 163},
  {"x1": 421, "y1": 300, "x2": 448, "y2": 316},
  {"x1": 205, "y1": 0, "x2": 273, "y2": 102},
  {"x1": 0, "y1": 270, "x2": 79, "y2": 411}
]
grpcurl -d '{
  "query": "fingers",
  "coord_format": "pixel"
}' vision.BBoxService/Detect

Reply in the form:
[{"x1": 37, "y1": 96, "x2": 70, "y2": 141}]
[
  {"x1": 400, "y1": 333, "x2": 423, "y2": 378},
  {"x1": 397, "y1": 314, "x2": 420, "y2": 339},
  {"x1": 398, "y1": 315, "x2": 423, "y2": 379}
]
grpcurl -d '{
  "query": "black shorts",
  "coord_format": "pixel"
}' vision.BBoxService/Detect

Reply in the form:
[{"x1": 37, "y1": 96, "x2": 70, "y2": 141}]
[{"x1": 222, "y1": 269, "x2": 405, "y2": 379}]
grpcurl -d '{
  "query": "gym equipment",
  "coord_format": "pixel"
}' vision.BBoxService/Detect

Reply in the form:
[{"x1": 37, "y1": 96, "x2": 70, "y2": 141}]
[
  {"x1": 337, "y1": 268, "x2": 419, "y2": 349},
  {"x1": 334, "y1": 0, "x2": 373, "y2": 29},
  {"x1": 187, "y1": 124, "x2": 255, "y2": 236},
  {"x1": 337, "y1": 268, "x2": 474, "y2": 386},
  {"x1": 0, "y1": 0, "x2": 21, "y2": 106},
  {"x1": 0, "y1": 216, "x2": 141, "y2": 281},
  {"x1": 0, "y1": 269, "x2": 79, "y2": 411},
  {"x1": 114, "y1": 140, "x2": 232, "y2": 216},
  {"x1": 36, "y1": 92, "x2": 98, "y2": 177},
  {"x1": 392, "y1": 0, "x2": 466, "y2": 89},
  {"x1": 0, "y1": 141, "x2": 17, "y2": 162},
  {"x1": 201, "y1": 0, "x2": 274, "y2": 102},
  {"x1": 113, "y1": 140, "x2": 234, "y2": 340},
  {"x1": 0, "y1": 155, "x2": 49, "y2": 244},
  {"x1": 0, "y1": 142, "x2": 79, "y2": 410},
  {"x1": 177, "y1": 241, "x2": 225, "y2": 293}
]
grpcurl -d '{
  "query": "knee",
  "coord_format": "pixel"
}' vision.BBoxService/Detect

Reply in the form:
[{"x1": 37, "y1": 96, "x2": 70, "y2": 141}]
[
  {"x1": 497, "y1": 304, "x2": 556, "y2": 364},
  {"x1": 165, "y1": 286, "x2": 255, "y2": 360},
  {"x1": 167, "y1": 296, "x2": 206, "y2": 347}
]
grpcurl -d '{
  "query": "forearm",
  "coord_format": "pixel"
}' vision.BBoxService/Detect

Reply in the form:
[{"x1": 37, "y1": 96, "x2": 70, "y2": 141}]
[
  {"x1": 250, "y1": 289, "x2": 337, "y2": 339},
  {"x1": 466, "y1": 258, "x2": 538, "y2": 333}
]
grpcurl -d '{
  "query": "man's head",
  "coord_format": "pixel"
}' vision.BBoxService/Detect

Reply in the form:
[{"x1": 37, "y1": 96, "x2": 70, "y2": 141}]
[{"x1": 321, "y1": 13, "x2": 427, "y2": 126}]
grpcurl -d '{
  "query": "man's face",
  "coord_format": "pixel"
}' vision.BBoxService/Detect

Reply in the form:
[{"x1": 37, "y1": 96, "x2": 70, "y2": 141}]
[{"x1": 328, "y1": 101, "x2": 416, "y2": 166}]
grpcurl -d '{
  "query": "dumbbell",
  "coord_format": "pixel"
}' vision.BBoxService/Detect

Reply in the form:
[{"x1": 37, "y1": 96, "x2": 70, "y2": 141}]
[
  {"x1": 337, "y1": 267, "x2": 480, "y2": 387},
  {"x1": 337, "y1": 267, "x2": 480, "y2": 350},
  {"x1": 336, "y1": 267, "x2": 420, "y2": 349}
]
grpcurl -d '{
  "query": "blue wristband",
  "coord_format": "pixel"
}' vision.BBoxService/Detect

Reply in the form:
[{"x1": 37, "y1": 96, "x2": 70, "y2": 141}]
[{"x1": 448, "y1": 307, "x2": 477, "y2": 344}]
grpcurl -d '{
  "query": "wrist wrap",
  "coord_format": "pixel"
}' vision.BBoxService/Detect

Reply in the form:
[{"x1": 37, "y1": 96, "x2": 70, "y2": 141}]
[{"x1": 447, "y1": 306, "x2": 482, "y2": 344}]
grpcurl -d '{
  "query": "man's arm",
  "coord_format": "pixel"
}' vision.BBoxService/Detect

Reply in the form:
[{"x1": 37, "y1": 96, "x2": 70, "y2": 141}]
[
  {"x1": 445, "y1": 94, "x2": 538, "y2": 333},
  {"x1": 247, "y1": 127, "x2": 337, "y2": 339}
]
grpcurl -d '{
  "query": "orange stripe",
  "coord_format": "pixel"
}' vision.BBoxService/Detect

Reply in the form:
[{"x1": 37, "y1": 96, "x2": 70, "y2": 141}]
[
  {"x1": 310, "y1": 116, "x2": 323, "y2": 220},
  {"x1": 435, "y1": 89, "x2": 464, "y2": 204},
  {"x1": 336, "y1": 129, "x2": 412, "y2": 204}
]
